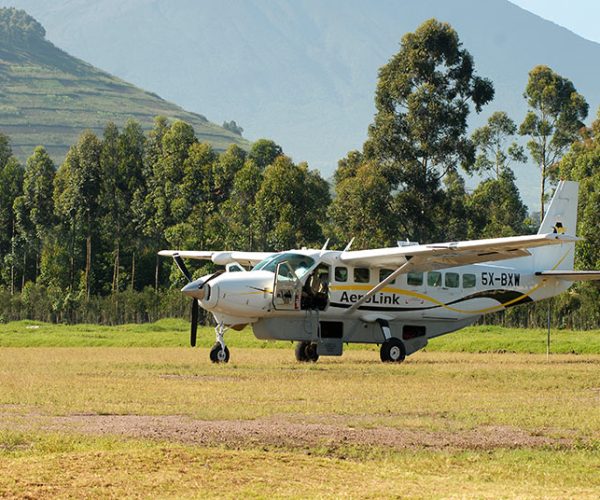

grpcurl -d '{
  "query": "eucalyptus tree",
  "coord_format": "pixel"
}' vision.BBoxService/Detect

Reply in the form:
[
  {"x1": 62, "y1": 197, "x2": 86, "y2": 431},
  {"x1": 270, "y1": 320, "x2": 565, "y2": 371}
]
[
  {"x1": 472, "y1": 111, "x2": 526, "y2": 178},
  {"x1": 144, "y1": 119, "x2": 196, "y2": 289},
  {"x1": 254, "y1": 156, "x2": 330, "y2": 251},
  {"x1": 467, "y1": 169, "x2": 529, "y2": 239},
  {"x1": 0, "y1": 135, "x2": 23, "y2": 292},
  {"x1": 363, "y1": 18, "x2": 494, "y2": 242},
  {"x1": 328, "y1": 161, "x2": 394, "y2": 249},
  {"x1": 248, "y1": 139, "x2": 283, "y2": 170},
  {"x1": 54, "y1": 130, "x2": 102, "y2": 297},
  {"x1": 13, "y1": 146, "x2": 55, "y2": 280},
  {"x1": 520, "y1": 65, "x2": 588, "y2": 219}
]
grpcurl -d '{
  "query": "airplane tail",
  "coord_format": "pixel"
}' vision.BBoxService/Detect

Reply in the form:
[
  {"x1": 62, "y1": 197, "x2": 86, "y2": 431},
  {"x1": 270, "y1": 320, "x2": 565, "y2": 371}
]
[{"x1": 530, "y1": 180, "x2": 579, "y2": 272}]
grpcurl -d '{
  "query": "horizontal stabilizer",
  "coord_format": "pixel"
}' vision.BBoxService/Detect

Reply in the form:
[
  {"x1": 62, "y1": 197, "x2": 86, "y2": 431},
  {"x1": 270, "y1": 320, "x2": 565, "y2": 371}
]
[{"x1": 535, "y1": 271, "x2": 600, "y2": 282}]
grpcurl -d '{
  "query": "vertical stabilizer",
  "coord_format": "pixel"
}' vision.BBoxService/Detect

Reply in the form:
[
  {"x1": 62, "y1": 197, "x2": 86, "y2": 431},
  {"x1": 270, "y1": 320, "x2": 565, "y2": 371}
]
[{"x1": 532, "y1": 180, "x2": 578, "y2": 271}]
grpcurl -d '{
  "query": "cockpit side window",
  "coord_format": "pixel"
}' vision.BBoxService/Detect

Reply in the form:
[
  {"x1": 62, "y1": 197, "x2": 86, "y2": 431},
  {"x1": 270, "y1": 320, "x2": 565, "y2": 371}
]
[{"x1": 252, "y1": 253, "x2": 315, "y2": 279}]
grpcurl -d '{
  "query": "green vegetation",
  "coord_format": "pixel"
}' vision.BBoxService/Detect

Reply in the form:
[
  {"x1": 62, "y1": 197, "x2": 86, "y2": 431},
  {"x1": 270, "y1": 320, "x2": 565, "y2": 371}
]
[
  {"x1": 0, "y1": 14, "x2": 599, "y2": 328},
  {"x1": 0, "y1": 7, "x2": 248, "y2": 163},
  {"x1": 0, "y1": 321, "x2": 599, "y2": 355}
]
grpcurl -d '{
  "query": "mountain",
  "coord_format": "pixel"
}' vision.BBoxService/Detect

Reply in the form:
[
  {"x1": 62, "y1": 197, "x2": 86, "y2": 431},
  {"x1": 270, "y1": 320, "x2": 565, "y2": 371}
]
[
  {"x1": 3, "y1": 1, "x2": 600, "y2": 207},
  {"x1": 0, "y1": 8, "x2": 248, "y2": 163}
]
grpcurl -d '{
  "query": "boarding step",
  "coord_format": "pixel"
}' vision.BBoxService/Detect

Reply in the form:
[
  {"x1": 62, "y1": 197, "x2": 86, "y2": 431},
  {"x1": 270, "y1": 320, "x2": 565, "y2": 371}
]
[{"x1": 317, "y1": 338, "x2": 343, "y2": 356}]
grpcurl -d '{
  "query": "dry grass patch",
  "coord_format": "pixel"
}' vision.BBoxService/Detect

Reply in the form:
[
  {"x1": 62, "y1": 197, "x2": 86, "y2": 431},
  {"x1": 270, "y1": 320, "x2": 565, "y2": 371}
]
[
  {"x1": 0, "y1": 432, "x2": 599, "y2": 499},
  {"x1": 0, "y1": 347, "x2": 599, "y2": 497}
]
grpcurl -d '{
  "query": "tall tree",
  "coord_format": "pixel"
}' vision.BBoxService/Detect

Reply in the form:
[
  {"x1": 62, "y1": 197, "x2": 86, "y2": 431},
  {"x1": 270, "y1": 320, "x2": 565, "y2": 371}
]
[
  {"x1": 328, "y1": 161, "x2": 395, "y2": 248},
  {"x1": 472, "y1": 111, "x2": 526, "y2": 178},
  {"x1": 248, "y1": 139, "x2": 283, "y2": 170},
  {"x1": 99, "y1": 122, "x2": 122, "y2": 293},
  {"x1": 0, "y1": 135, "x2": 23, "y2": 293},
  {"x1": 254, "y1": 156, "x2": 330, "y2": 250},
  {"x1": 467, "y1": 169, "x2": 529, "y2": 239},
  {"x1": 13, "y1": 146, "x2": 55, "y2": 279},
  {"x1": 519, "y1": 65, "x2": 588, "y2": 219},
  {"x1": 363, "y1": 18, "x2": 494, "y2": 242},
  {"x1": 54, "y1": 131, "x2": 102, "y2": 297},
  {"x1": 218, "y1": 159, "x2": 263, "y2": 250}
]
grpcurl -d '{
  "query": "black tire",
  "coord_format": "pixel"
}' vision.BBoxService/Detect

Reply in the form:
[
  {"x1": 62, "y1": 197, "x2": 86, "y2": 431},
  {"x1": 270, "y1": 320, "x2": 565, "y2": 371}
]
[
  {"x1": 305, "y1": 342, "x2": 319, "y2": 362},
  {"x1": 295, "y1": 341, "x2": 319, "y2": 362},
  {"x1": 380, "y1": 338, "x2": 405, "y2": 363},
  {"x1": 210, "y1": 343, "x2": 230, "y2": 363},
  {"x1": 295, "y1": 341, "x2": 310, "y2": 362}
]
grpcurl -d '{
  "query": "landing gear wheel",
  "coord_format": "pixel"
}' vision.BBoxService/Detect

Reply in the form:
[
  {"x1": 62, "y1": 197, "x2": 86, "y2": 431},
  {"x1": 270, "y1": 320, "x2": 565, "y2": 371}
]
[
  {"x1": 380, "y1": 338, "x2": 405, "y2": 363},
  {"x1": 210, "y1": 343, "x2": 230, "y2": 363},
  {"x1": 295, "y1": 341, "x2": 319, "y2": 362},
  {"x1": 295, "y1": 341, "x2": 310, "y2": 361}
]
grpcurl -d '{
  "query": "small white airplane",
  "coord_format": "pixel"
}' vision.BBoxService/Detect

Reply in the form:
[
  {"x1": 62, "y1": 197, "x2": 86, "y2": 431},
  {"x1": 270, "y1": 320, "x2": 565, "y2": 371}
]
[{"x1": 160, "y1": 180, "x2": 600, "y2": 364}]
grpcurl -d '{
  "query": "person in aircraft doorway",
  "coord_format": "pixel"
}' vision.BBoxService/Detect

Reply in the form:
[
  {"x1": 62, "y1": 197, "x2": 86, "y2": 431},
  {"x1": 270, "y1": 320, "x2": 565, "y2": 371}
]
[{"x1": 302, "y1": 265, "x2": 329, "y2": 310}]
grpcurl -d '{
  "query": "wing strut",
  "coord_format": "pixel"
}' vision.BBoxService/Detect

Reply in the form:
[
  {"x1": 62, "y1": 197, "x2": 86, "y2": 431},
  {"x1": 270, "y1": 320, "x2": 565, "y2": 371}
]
[{"x1": 345, "y1": 259, "x2": 414, "y2": 314}]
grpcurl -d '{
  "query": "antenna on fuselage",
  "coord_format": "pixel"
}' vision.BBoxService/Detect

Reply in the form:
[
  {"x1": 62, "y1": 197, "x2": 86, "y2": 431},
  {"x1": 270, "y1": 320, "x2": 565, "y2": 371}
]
[
  {"x1": 320, "y1": 239, "x2": 330, "y2": 257},
  {"x1": 343, "y1": 237, "x2": 355, "y2": 252}
]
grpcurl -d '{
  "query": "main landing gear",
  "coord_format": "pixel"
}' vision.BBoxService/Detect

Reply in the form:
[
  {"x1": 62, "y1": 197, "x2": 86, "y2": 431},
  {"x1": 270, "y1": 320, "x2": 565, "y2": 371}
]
[
  {"x1": 295, "y1": 341, "x2": 319, "y2": 362},
  {"x1": 210, "y1": 322, "x2": 230, "y2": 363},
  {"x1": 380, "y1": 338, "x2": 406, "y2": 363}
]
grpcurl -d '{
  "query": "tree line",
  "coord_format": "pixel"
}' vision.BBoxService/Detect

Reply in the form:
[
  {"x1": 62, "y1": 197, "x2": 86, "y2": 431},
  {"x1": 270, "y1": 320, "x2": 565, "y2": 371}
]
[{"x1": 1, "y1": 19, "x2": 599, "y2": 328}]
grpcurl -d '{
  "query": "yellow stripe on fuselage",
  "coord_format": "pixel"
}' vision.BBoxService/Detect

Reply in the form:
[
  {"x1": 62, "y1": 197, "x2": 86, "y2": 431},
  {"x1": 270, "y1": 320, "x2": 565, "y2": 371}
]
[{"x1": 329, "y1": 247, "x2": 572, "y2": 315}]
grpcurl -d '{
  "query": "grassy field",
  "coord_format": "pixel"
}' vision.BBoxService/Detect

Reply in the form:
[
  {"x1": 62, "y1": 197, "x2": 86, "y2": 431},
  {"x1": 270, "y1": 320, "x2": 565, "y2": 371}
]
[
  {"x1": 1, "y1": 318, "x2": 599, "y2": 354},
  {"x1": 0, "y1": 321, "x2": 599, "y2": 497}
]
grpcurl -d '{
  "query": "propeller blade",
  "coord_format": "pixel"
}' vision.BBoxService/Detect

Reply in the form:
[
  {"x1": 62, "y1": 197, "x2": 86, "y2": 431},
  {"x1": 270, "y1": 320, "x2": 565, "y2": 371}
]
[
  {"x1": 191, "y1": 299, "x2": 198, "y2": 347},
  {"x1": 173, "y1": 253, "x2": 193, "y2": 282},
  {"x1": 203, "y1": 269, "x2": 225, "y2": 286}
]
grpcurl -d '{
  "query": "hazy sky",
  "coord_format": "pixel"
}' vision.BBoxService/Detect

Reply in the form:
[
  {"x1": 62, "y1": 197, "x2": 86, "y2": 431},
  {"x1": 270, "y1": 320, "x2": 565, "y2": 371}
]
[{"x1": 510, "y1": 0, "x2": 600, "y2": 43}]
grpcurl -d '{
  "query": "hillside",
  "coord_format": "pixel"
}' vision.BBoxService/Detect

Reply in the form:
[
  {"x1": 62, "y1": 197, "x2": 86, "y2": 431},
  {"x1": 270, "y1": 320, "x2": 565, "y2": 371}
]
[
  {"x1": 0, "y1": 8, "x2": 248, "y2": 162},
  {"x1": 8, "y1": 0, "x2": 600, "y2": 208}
]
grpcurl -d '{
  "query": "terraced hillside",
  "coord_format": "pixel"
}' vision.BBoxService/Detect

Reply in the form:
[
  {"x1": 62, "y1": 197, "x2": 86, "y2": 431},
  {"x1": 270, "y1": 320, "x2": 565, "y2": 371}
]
[{"x1": 0, "y1": 8, "x2": 248, "y2": 162}]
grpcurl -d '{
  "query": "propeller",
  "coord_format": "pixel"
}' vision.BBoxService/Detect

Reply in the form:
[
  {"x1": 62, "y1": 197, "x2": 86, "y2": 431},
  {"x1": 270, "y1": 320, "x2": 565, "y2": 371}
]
[
  {"x1": 191, "y1": 298, "x2": 198, "y2": 347},
  {"x1": 173, "y1": 253, "x2": 192, "y2": 282},
  {"x1": 172, "y1": 253, "x2": 226, "y2": 348},
  {"x1": 172, "y1": 253, "x2": 198, "y2": 346}
]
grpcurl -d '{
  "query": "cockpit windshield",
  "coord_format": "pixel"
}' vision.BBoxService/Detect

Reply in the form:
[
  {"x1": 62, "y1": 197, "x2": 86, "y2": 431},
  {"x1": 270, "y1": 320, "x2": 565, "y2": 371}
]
[{"x1": 252, "y1": 253, "x2": 316, "y2": 279}]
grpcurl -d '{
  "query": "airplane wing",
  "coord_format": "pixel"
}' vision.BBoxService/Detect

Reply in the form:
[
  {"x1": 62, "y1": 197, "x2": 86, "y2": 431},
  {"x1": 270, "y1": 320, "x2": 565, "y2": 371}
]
[
  {"x1": 536, "y1": 270, "x2": 600, "y2": 281},
  {"x1": 158, "y1": 250, "x2": 275, "y2": 266},
  {"x1": 340, "y1": 233, "x2": 578, "y2": 272}
]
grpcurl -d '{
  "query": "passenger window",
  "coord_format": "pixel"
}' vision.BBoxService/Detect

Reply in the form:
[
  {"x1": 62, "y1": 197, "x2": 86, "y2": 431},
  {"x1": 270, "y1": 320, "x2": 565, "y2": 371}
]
[
  {"x1": 354, "y1": 268, "x2": 370, "y2": 283},
  {"x1": 334, "y1": 267, "x2": 348, "y2": 283},
  {"x1": 379, "y1": 269, "x2": 395, "y2": 284},
  {"x1": 463, "y1": 273, "x2": 476, "y2": 288},
  {"x1": 407, "y1": 272, "x2": 423, "y2": 286},
  {"x1": 428, "y1": 271, "x2": 442, "y2": 287},
  {"x1": 445, "y1": 272, "x2": 459, "y2": 288}
]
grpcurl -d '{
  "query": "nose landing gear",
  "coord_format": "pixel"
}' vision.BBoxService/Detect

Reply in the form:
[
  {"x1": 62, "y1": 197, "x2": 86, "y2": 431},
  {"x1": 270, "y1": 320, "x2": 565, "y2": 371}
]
[{"x1": 210, "y1": 322, "x2": 230, "y2": 363}]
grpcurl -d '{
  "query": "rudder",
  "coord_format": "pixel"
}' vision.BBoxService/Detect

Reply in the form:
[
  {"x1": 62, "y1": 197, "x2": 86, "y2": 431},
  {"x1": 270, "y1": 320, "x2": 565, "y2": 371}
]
[{"x1": 532, "y1": 180, "x2": 578, "y2": 271}]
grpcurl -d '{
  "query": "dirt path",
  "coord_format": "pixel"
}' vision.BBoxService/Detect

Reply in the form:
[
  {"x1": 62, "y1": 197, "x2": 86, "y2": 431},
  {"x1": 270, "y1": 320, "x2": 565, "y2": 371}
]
[{"x1": 0, "y1": 411, "x2": 575, "y2": 451}]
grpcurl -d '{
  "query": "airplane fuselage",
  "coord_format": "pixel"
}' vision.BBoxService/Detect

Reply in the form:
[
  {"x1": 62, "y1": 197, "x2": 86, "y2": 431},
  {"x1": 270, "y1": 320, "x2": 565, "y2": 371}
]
[{"x1": 183, "y1": 247, "x2": 573, "y2": 357}]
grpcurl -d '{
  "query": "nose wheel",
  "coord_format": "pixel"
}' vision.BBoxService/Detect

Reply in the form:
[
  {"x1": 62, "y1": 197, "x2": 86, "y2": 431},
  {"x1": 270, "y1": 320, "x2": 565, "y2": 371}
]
[
  {"x1": 210, "y1": 343, "x2": 230, "y2": 363},
  {"x1": 210, "y1": 322, "x2": 230, "y2": 363}
]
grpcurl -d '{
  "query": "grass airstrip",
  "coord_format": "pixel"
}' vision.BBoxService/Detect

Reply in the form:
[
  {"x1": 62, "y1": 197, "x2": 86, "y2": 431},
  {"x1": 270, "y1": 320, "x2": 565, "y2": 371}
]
[{"x1": 0, "y1": 320, "x2": 599, "y2": 498}]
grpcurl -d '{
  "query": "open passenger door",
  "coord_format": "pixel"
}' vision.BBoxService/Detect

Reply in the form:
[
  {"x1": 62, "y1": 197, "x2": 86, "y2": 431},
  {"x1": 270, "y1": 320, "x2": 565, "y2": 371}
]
[{"x1": 273, "y1": 261, "x2": 302, "y2": 310}]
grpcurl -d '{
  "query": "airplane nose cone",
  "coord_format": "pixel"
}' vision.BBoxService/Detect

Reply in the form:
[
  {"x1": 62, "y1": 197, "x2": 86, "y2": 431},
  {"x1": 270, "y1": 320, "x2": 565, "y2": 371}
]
[{"x1": 181, "y1": 279, "x2": 208, "y2": 301}]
